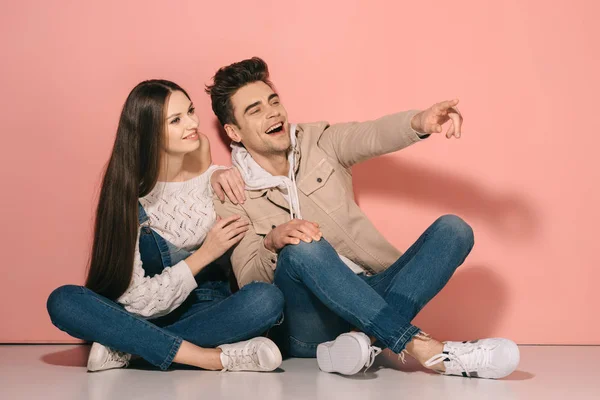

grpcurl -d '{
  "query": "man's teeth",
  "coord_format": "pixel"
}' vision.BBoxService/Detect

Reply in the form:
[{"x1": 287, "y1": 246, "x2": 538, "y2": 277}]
[{"x1": 266, "y1": 123, "x2": 283, "y2": 134}]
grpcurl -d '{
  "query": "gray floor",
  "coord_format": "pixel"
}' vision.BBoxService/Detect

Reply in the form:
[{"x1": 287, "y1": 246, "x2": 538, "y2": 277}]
[{"x1": 1, "y1": 345, "x2": 598, "y2": 399}]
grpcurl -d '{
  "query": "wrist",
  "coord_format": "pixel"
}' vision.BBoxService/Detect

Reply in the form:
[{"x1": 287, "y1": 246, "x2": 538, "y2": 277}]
[
  {"x1": 410, "y1": 112, "x2": 430, "y2": 138},
  {"x1": 264, "y1": 234, "x2": 277, "y2": 253},
  {"x1": 410, "y1": 113, "x2": 422, "y2": 133},
  {"x1": 186, "y1": 247, "x2": 212, "y2": 274}
]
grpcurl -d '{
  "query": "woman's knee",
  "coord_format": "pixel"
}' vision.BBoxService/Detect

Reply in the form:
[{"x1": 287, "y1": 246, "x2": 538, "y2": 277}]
[
  {"x1": 242, "y1": 282, "x2": 284, "y2": 323},
  {"x1": 46, "y1": 285, "x2": 84, "y2": 326}
]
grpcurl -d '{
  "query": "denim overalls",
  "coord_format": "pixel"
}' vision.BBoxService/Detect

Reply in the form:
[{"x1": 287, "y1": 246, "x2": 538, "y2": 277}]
[{"x1": 136, "y1": 202, "x2": 237, "y2": 324}]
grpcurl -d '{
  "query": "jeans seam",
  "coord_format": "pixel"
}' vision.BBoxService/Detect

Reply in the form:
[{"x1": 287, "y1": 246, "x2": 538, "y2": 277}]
[
  {"x1": 287, "y1": 257, "x2": 372, "y2": 328},
  {"x1": 368, "y1": 229, "x2": 431, "y2": 289},
  {"x1": 160, "y1": 337, "x2": 183, "y2": 370},
  {"x1": 385, "y1": 291, "x2": 422, "y2": 316}
]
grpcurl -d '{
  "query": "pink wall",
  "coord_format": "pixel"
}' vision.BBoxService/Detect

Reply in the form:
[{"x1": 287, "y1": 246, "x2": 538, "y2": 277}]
[{"x1": 1, "y1": 0, "x2": 598, "y2": 344}]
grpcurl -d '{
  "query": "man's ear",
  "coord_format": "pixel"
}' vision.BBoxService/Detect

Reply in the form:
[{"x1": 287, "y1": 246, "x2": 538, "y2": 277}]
[{"x1": 224, "y1": 124, "x2": 242, "y2": 143}]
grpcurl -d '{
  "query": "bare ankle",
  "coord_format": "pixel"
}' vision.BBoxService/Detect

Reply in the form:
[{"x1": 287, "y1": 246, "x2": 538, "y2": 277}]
[
  {"x1": 404, "y1": 332, "x2": 445, "y2": 371},
  {"x1": 173, "y1": 341, "x2": 223, "y2": 370}
]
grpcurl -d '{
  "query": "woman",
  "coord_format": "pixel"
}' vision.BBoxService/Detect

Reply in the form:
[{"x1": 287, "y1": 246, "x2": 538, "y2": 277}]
[{"x1": 47, "y1": 80, "x2": 284, "y2": 372}]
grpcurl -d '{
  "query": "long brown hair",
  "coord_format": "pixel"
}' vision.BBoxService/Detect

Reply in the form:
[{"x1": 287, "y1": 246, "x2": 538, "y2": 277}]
[{"x1": 85, "y1": 80, "x2": 190, "y2": 300}]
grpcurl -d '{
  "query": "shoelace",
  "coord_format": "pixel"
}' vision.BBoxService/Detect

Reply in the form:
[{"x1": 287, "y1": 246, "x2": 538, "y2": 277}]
[
  {"x1": 424, "y1": 344, "x2": 492, "y2": 377},
  {"x1": 397, "y1": 350, "x2": 407, "y2": 364},
  {"x1": 220, "y1": 345, "x2": 259, "y2": 372},
  {"x1": 106, "y1": 349, "x2": 129, "y2": 366},
  {"x1": 363, "y1": 345, "x2": 383, "y2": 373}
]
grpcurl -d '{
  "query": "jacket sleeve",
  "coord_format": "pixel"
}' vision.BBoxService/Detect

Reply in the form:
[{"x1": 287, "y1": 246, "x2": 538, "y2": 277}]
[{"x1": 317, "y1": 110, "x2": 427, "y2": 168}]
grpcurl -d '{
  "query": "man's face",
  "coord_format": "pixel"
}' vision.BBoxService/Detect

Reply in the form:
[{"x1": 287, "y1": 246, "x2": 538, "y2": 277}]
[{"x1": 225, "y1": 81, "x2": 290, "y2": 157}]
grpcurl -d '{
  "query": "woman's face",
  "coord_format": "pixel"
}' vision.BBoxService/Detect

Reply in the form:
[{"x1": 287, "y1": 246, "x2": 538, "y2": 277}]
[{"x1": 163, "y1": 90, "x2": 203, "y2": 155}]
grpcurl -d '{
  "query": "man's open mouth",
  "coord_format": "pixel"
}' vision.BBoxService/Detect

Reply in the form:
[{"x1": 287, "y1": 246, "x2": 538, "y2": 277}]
[{"x1": 265, "y1": 122, "x2": 284, "y2": 135}]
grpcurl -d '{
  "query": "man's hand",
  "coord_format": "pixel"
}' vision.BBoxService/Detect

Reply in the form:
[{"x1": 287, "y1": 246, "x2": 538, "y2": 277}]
[
  {"x1": 411, "y1": 99, "x2": 464, "y2": 139},
  {"x1": 264, "y1": 219, "x2": 322, "y2": 252},
  {"x1": 211, "y1": 167, "x2": 246, "y2": 204}
]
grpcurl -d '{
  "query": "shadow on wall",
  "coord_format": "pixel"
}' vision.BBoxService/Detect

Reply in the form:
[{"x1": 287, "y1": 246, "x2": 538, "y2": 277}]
[
  {"x1": 353, "y1": 156, "x2": 540, "y2": 240},
  {"x1": 353, "y1": 156, "x2": 540, "y2": 339},
  {"x1": 412, "y1": 265, "x2": 508, "y2": 340}
]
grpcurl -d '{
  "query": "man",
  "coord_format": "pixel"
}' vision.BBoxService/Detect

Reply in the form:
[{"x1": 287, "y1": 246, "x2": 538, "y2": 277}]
[{"x1": 207, "y1": 57, "x2": 519, "y2": 378}]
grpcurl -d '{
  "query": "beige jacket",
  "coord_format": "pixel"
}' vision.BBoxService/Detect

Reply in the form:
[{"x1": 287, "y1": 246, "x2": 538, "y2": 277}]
[{"x1": 214, "y1": 110, "x2": 426, "y2": 287}]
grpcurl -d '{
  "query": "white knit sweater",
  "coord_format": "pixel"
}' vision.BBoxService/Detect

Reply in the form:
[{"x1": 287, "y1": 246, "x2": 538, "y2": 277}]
[{"x1": 117, "y1": 165, "x2": 226, "y2": 319}]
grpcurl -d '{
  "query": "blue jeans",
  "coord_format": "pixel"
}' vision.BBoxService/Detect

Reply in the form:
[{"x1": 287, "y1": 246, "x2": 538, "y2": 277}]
[
  {"x1": 270, "y1": 215, "x2": 474, "y2": 357},
  {"x1": 47, "y1": 280, "x2": 284, "y2": 370}
]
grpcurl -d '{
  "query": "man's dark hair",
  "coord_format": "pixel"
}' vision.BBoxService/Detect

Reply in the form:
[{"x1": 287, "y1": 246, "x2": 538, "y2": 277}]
[{"x1": 205, "y1": 57, "x2": 274, "y2": 127}]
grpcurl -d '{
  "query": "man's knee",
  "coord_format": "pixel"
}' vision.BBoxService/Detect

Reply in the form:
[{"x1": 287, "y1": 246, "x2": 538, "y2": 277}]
[
  {"x1": 435, "y1": 214, "x2": 475, "y2": 251},
  {"x1": 277, "y1": 239, "x2": 333, "y2": 269}
]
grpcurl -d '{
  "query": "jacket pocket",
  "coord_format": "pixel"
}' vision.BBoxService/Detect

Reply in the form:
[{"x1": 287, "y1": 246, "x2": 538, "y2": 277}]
[{"x1": 298, "y1": 158, "x2": 344, "y2": 213}]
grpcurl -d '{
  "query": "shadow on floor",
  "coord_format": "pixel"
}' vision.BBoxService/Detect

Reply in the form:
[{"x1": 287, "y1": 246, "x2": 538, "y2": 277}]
[{"x1": 41, "y1": 345, "x2": 89, "y2": 367}]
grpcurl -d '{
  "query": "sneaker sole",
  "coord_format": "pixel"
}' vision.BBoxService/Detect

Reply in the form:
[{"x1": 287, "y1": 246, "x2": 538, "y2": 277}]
[
  {"x1": 461, "y1": 339, "x2": 521, "y2": 379},
  {"x1": 317, "y1": 335, "x2": 368, "y2": 375},
  {"x1": 493, "y1": 340, "x2": 520, "y2": 379},
  {"x1": 257, "y1": 338, "x2": 283, "y2": 371}
]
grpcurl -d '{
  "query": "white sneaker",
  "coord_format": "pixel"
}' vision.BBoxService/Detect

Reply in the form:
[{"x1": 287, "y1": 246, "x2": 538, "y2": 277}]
[
  {"x1": 317, "y1": 332, "x2": 382, "y2": 375},
  {"x1": 87, "y1": 342, "x2": 131, "y2": 372},
  {"x1": 424, "y1": 338, "x2": 520, "y2": 379},
  {"x1": 218, "y1": 337, "x2": 282, "y2": 372}
]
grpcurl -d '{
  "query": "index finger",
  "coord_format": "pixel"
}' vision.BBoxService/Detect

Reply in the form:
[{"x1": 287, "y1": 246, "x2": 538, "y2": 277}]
[
  {"x1": 436, "y1": 98, "x2": 460, "y2": 112},
  {"x1": 226, "y1": 174, "x2": 246, "y2": 205},
  {"x1": 222, "y1": 183, "x2": 239, "y2": 205},
  {"x1": 449, "y1": 112, "x2": 462, "y2": 138}
]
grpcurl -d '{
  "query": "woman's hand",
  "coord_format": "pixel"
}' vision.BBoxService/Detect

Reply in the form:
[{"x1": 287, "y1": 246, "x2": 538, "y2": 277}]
[{"x1": 186, "y1": 215, "x2": 249, "y2": 274}]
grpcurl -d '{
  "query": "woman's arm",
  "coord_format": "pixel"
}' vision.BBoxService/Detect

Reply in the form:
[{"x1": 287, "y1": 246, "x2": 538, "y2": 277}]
[{"x1": 117, "y1": 228, "x2": 198, "y2": 319}]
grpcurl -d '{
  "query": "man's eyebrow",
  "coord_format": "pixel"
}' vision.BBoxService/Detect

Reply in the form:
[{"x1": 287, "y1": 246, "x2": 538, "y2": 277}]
[{"x1": 244, "y1": 101, "x2": 262, "y2": 115}]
